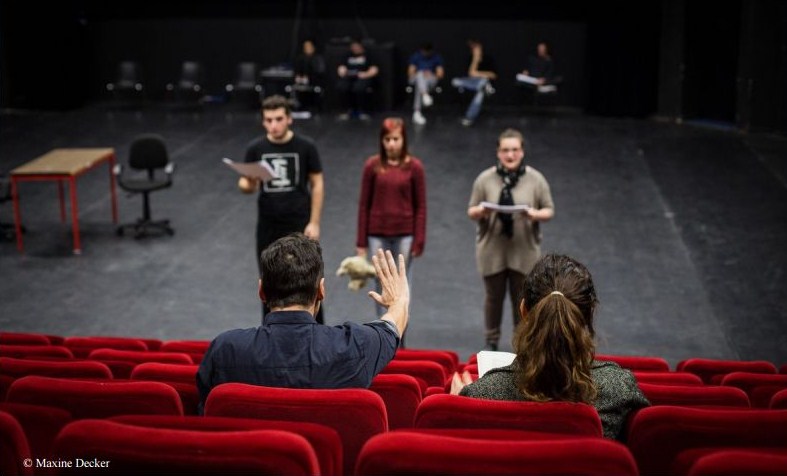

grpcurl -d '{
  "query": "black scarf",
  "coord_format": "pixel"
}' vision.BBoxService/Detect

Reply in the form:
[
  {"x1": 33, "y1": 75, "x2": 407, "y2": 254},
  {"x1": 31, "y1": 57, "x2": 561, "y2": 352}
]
[{"x1": 495, "y1": 161, "x2": 527, "y2": 238}]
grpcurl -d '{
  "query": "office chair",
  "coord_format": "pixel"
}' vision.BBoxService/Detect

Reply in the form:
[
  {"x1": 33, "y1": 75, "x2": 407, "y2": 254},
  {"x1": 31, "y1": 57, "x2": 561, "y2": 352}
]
[
  {"x1": 225, "y1": 62, "x2": 264, "y2": 109},
  {"x1": 166, "y1": 61, "x2": 205, "y2": 106},
  {"x1": 114, "y1": 134, "x2": 175, "y2": 239},
  {"x1": 105, "y1": 60, "x2": 144, "y2": 106}
]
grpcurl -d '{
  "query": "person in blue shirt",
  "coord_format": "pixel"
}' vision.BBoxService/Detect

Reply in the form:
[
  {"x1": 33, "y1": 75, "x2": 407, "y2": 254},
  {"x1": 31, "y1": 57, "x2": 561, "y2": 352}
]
[
  {"x1": 407, "y1": 43, "x2": 444, "y2": 125},
  {"x1": 196, "y1": 233, "x2": 409, "y2": 413}
]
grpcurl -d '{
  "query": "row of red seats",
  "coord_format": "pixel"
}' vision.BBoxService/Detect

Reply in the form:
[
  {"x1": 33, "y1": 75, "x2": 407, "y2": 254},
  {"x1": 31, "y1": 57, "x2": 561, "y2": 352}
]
[{"x1": 3, "y1": 377, "x2": 787, "y2": 475}]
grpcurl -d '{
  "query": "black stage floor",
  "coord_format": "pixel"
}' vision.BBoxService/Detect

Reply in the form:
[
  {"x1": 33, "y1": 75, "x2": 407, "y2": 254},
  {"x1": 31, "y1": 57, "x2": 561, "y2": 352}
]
[{"x1": 2, "y1": 102, "x2": 786, "y2": 367}]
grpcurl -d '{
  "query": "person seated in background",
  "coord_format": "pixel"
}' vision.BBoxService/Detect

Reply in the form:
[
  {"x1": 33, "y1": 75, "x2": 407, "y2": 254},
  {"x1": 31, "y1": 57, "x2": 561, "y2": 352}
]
[
  {"x1": 196, "y1": 233, "x2": 409, "y2": 413},
  {"x1": 407, "y1": 42, "x2": 444, "y2": 125},
  {"x1": 292, "y1": 38, "x2": 326, "y2": 114},
  {"x1": 450, "y1": 253, "x2": 650, "y2": 441},
  {"x1": 451, "y1": 38, "x2": 497, "y2": 127},
  {"x1": 516, "y1": 41, "x2": 559, "y2": 93},
  {"x1": 336, "y1": 39, "x2": 379, "y2": 121}
]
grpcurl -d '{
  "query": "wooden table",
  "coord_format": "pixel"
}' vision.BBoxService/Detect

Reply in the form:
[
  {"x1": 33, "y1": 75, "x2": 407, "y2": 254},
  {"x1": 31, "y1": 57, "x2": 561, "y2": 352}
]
[{"x1": 11, "y1": 148, "x2": 118, "y2": 254}]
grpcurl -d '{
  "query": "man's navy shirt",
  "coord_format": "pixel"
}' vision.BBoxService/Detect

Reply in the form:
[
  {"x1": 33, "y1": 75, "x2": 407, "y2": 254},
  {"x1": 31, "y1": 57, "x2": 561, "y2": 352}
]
[{"x1": 196, "y1": 310, "x2": 399, "y2": 413}]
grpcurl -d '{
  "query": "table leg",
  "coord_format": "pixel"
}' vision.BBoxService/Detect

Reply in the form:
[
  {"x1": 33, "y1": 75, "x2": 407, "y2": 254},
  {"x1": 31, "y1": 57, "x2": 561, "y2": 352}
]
[
  {"x1": 11, "y1": 178, "x2": 24, "y2": 253},
  {"x1": 69, "y1": 177, "x2": 81, "y2": 255},
  {"x1": 58, "y1": 180, "x2": 66, "y2": 223},
  {"x1": 108, "y1": 153, "x2": 118, "y2": 223}
]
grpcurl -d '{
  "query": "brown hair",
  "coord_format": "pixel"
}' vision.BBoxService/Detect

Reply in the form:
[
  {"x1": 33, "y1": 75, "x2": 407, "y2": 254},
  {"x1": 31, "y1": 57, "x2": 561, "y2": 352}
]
[
  {"x1": 377, "y1": 117, "x2": 410, "y2": 169},
  {"x1": 497, "y1": 128, "x2": 525, "y2": 149},
  {"x1": 512, "y1": 254, "x2": 599, "y2": 403},
  {"x1": 261, "y1": 94, "x2": 291, "y2": 116}
]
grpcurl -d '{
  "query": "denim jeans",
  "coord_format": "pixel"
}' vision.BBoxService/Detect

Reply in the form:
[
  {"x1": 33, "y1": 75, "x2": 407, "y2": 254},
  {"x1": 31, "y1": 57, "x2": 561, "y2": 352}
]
[
  {"x1": 410, "y1": 71, "x2": 438, "y2": 111},
  {"x1": 451, "y1": 76, "x2": 488, "y2": 121},
  {"x1": 367, "y1": 235, "x2": 413, "y2": 318}
]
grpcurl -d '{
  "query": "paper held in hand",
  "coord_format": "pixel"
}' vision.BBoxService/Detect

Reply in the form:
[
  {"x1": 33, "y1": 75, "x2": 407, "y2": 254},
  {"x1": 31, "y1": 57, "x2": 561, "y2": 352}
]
[
  {"x1": 222, "y1": 158, "x2": 278, "y2": 182},
  {"x1": 480, "y1": 201, "x2": 530, "y2": 214},
  {"x1": 477, "y1": 350, "x2": 516, "y2": 377}
]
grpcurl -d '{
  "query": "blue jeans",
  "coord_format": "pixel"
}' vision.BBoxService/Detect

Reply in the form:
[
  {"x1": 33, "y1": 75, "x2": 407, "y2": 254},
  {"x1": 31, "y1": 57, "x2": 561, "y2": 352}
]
[
  {"x1": 451, "y1": 76, "x2": 488, "y2": 121},
  {"x1": 410, "y1": 71, "x2": 438, "y2": 111},
  {"x1": 367, "y1": 235, "x2": 413, "y2": 318}
]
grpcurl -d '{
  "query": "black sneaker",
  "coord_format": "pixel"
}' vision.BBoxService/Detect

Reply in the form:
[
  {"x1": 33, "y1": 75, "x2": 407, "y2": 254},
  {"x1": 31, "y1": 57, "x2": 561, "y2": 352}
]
[{"x1": 483, "y1": 342, "x2": 498, "y2": 351}]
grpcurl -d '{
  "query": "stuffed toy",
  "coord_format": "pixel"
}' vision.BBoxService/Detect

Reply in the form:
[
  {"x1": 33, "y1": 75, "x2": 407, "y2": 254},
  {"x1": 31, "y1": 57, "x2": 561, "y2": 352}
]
[{"x1": 336, "y1": 255, "x2": 377, "y2": 291}]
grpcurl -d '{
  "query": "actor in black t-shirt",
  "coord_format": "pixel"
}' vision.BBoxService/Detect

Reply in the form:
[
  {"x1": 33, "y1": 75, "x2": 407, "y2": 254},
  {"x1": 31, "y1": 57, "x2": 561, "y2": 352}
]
[
  {"x1": 335, "y1": 40, "x2": 379, "y2": 120},
  {"x1": 241, "y1": 95, "x2": 325, "y2": 321}
]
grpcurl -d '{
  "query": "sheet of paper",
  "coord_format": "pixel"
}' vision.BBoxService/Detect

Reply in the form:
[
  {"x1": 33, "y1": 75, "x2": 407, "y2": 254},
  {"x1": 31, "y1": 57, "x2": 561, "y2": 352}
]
[
  {"x1": 222, "y1": 158, "x2": 278, "y2": 181},
  {"x1": 476, "y1": 350, "x2": 516, "y2": 377},
  {"x1": 480, "y1": 201, "x2": 530, "y2": 214},
  {"x1": 516, "y1": 73, "x2": 540, "y2": 85}
]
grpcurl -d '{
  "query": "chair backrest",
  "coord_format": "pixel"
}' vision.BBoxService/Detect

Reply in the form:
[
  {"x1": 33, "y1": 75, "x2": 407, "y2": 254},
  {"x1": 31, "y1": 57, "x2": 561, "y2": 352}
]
[
  {"x1": 633, "y1": 371, "x2": 704, "y2": 386},
  {"x1": 380, "y1": 359, "x2": 447, "y2": 389},
  {"x1": 88, "y1": 348, "x2": 192, "y2": 365},
  {"x1": 626, "y1": 406, "x2": 787, "y2": 475},
  {"x1": 369, "y1": 373, "x2": 422, "y2": 429},
  {"x1": 128, "y1": 134, "x2": 170, "y2": 171},
  {"x1": 54, "y1": 419, "x2": 319, "y2": 475},
  {"x1": 160, "y1": 340, "x2": 209, "y2": 364},
  {"x1": 770, "y1": 388, "x2": 787, "y2": 409},
  {"x1": 596, "y1": 354, "x2": 670, "y2": 372},
  {"x1": 0, "y1": 356, "x2": 113, "y2": 379},
  {"x1": 677, "y1": 358, "x2": 777, "y2": 384},
  {"x1": 179, "y1": 60, "x2": 203, "y2": 88},
  {"x1": 205, "y1": 383, "x2": 387, "y2": 475},
  {"x1": 686, "y1": 449, "x2": 787, "y2": 476},
  {"x1": 6, "y1": 375, "x2": 184, "y2": 418},
  {"x1": 63, "y1": 336, "x2": 148, "y2": 358},
  {"x1": 0, "y1": 411, "x2": 32, "y2": 476},
  {"x1": 355, "y1": 431, "x2": 638, "y2": 476},
  {"x1": 235, "y1": 61, "x2": 260, "y2": 88},
  {"x1": 117, "y1": 61, "x2": 141, "y2": 85},
  {"x1": 414, "y1": 394, "x2": 603, "y2": 436},
  {"x1": 0, "y1": 331, "x2": 51, "y2": 346},
  {"x1": 110, "y1": 414, "x2": 343, "y2": 476},
  {"x1": 720, "y1": 372, "x2": 787, "y2": 408},
  {"x1": 0, "y1": 344, "x2": 74, "y2": 359},
  {"x1": 394, "y1": 348, "x2": 459, "y2": 375},
  {"x1": 0, "y1": 402, "x2": 71, "y2": 462},
  {"x1": 130, "y1": 362, "x2": 199, "y2": 385},
  {"x1": 638, "y1": 382, "x2": 750, "y2": 407}
]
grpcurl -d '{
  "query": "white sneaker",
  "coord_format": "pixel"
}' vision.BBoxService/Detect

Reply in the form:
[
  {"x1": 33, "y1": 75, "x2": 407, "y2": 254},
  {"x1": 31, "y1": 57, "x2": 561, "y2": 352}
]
[
  {"x1": 422, "y1": 93, "x2": 433, "y2": 107},
  {"x1": 413, "y1": 111, "x2": 426, "y2": 125}
]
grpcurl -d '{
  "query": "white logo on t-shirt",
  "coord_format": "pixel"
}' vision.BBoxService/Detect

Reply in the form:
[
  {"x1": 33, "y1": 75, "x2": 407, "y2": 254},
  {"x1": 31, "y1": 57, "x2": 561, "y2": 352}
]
[{"x1": 261, "y1": 153, "x2": 300, "y2": 192}]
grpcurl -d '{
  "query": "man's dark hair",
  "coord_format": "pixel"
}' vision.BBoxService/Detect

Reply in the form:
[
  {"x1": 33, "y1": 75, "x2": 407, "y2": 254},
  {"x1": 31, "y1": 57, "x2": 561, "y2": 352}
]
[
  {"x1": 260, "y1": 233, "x2": 324, "y2": 309},
  {"x1": 261, "y1": 94, "x2": 292, "y2": 115}
]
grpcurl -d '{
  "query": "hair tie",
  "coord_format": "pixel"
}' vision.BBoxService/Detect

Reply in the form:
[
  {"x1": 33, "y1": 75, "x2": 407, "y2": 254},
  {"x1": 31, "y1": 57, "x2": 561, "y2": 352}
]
[{"x1": 550, "y1": 291, "x2": 564, "y2": 297}]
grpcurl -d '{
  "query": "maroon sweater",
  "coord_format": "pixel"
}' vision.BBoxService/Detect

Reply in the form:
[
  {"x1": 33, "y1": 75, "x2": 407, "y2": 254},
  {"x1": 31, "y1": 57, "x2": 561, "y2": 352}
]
[{"x1": 356, "y1": 155, "x2": 427, "y2": 255}]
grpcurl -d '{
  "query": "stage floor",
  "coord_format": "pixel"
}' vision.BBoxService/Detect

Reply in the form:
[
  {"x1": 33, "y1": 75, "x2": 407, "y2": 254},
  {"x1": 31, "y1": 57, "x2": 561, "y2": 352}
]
[{"x1": 1, "y1": 102, "x2": 785, "y2": 367}]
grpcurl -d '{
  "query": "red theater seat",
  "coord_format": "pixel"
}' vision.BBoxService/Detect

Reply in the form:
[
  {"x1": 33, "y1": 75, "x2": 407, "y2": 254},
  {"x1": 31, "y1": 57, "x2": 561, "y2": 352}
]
[
  {"x1": 205, "y1": 383, "x2": 387, "y2": 476},
  {"x1": 355, "y1": 431, "x2": 637, "y2": 476},
  {"x1": 88, "y1": 348, "x2": 193, "y2": 365},
  {"x1": 159, "y1": 340, "x2": 210, "y2": 364},
  {"x1": 54, "y1": 419, "x2": 319, "y2": 475},
  {"x1": 0, "y1": 332, "x2": 51, "y2": 346},
  {"x1": 0, "y1": 345, "x2": 74, "y2": 359},
  {"x1": 626, "y1": 406, "x2": 787, "y2": 476},
  {"x1": 770, "y1": 388, "x2": 787, "y2": 409},
  {"x1": 687, "y1": 448, "x2": 787, "y2": 476},
  {"x1": 414, "y1": 393, "x2": 602, "y2": 436},
  {"x1": 720, "y1": 372, "x2": 787, "y2": 408},
  {"x1": 0, "y1": 357, "x2": 113, "y2": 380},
  {"x1": 0, "y1": 410, "x2": 33, "y2": 476},
  {"x1": 110, "y1": 414, "x2": 343, "y2": 476},
  {"x1": 6, "y1": 375, "x2": 184, "y2": 418},
  {"x1": 380, "y1": 359, "x2": 447, "y2": 389},
  {"x1": 677, "y1": 358, "x2": 777, "y2": 384},
  {"x1": 596, "y1": 354, "x2": 670, "y2": 372},
  {"x1": 369, "y1": 373, "x2": 422, "y2": 429},
  {"x1": 63, "y1": 336, "x2": 149, "y2": 358},
  {"x1": 130, "y1": 362, "x2": 198, "y2": 384},
  {"x1": 394, "y1": 348, "x2": 459, "y2": 375},
  {"x1": 633, "y1": 371, "x2": 704, "y2": 386},
  {"x1": 637, "y1": 382, "x2": 750, "y2": 407},
  {"x1": 0, "y1": 403, "x2": 71, "y2": 464}
]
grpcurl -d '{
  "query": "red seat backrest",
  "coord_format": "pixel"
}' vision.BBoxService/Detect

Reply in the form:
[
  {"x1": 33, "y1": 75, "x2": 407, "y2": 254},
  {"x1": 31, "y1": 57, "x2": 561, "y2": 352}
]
[
  {"x1": 0, "y1": 345, "x2": 74, "y2": 359},
  {"x1": 88, "y1": 348, "x2": 192, "y2": 365},
  {"x1": 0, "y1": 332, "x2": 51, "y2": 346},
  {"x1": 380, "y1": 359, "x2": 447, "y2": 388},
  {"x1": 676, "y1": 358, "x2": 777, "y2": 384},
  {"x1": 355, "y1": 431, "x2": 638, "y2": 476},
  {"x1": 769, "y1": 388, "x2": 787, "y2": 409},
  {"x1": 205, "y1": 383, "x2": 387, "y2": 476},
  {"x1": 0, "y1": 402, "x2": 71, "y2": 462},
  {"x1": 63, "y1": 336, "x2": 148, "y2": 358},
  {"x1": 394, "y1": 349, "x2": 458, "y2": 375},
  {"x1": 0, "y1": 410, "x2": 33, "y2": 476},
  {"x1": 637, "y1": 382, "x2": 750, "y2": 407},
  {"x1": 6, "y1": 375, "x2": 184, "y2": 418},
  {"x1": 130, "y1": 362, "x2": 199, "y2": 385},
  {"x1": 369, "y1": 373, "x2": 422, "y2": 429},
  {"x1": 54, "y1": 420, "x2": 319, "y2": 475},
  {"x1": 0, "y1": 356, "x2": 113, "y2": 380},
  {"x1": 110, "y1": 414, "x2": 343, "y2": 476},
  {"x1": 633, "y1": 371, "x2": 704, "y2": 386},
  {"x1": 414, "y1": 393, "x2": 602, "y2": 436},
  {"x1": 596, "y1": 354, "x2": 670, "y2": 372},
  {"x1": 686, "y1": 448, "x2": 787, "y2": 476},
  {"x1": 720, "y1": 372, "x2": 787, "y2": 408}
]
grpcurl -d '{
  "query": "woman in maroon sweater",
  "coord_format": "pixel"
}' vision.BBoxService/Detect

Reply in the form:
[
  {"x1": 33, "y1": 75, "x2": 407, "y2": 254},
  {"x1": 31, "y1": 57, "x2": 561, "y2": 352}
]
[{"x1": 356, "y1": 117, "x2": 427, "y2": 322}]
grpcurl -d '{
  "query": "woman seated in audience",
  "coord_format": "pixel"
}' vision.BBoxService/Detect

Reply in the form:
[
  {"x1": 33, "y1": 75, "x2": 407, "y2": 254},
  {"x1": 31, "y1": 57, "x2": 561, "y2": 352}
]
[{"x1": 451, "y1": 253, "x2": 650, "y2": 440}]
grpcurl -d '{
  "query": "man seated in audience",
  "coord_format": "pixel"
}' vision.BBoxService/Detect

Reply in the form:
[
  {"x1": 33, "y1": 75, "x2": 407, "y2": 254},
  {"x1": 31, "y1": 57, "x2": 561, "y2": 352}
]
[
  {"x1": 516, "y1": 41, "x2": 559, "y2": 93},
  {"x1": 407, "y1": 42, "x2": 444, "y2": 125},
  {"x1": 336, "y1": 39, "x2": 379, "y2": 121},
  {"x1": 197, "y1": 232, "x2": 409, "y2": 413}
]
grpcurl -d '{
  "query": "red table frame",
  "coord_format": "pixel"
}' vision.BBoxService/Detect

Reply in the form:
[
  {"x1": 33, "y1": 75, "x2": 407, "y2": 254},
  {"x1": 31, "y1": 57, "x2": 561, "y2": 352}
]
[{"x1": 11, "y1": 148, "x2": 119, "y2": 255}]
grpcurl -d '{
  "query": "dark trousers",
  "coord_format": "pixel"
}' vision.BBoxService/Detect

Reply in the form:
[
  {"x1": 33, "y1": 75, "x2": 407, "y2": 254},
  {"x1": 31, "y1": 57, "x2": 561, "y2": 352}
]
[
  {"x1": 335, "y1": 76, "x2": 373, "y2": 113},
  {"x1": 256, "y1": 217, "x2": 324, "y2": 324},
  {"x1": 482, "y1": 269, "x2": 526, "y2": 345}
]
